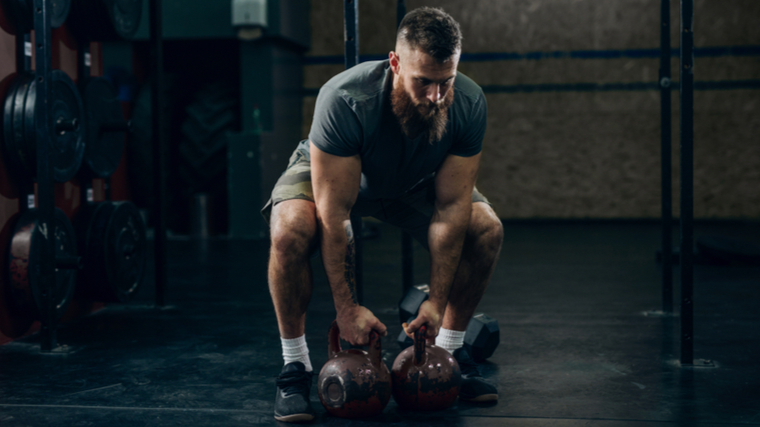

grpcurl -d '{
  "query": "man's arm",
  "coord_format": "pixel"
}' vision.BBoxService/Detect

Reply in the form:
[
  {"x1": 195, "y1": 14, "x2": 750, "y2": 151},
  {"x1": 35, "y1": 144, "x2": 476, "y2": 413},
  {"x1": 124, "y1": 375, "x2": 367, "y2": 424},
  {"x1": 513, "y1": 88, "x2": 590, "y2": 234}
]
[
  {"x1": 310, "y1": 141, "x2": 387, "y2": 345},
  {"x1": 406, "y1": 152, "x2": 481, "y2": 340}
]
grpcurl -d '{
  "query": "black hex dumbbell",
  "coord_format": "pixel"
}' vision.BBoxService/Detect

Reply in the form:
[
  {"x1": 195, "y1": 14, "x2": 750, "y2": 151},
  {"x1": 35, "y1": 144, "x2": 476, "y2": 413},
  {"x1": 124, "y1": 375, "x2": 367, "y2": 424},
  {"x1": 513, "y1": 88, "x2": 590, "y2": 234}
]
[
  {"x1": 397, "y1": 285, "x2": 500, "y2": 362},
  {"x1": 464, "y1": 313, "x2": 500, "y2": 362}
]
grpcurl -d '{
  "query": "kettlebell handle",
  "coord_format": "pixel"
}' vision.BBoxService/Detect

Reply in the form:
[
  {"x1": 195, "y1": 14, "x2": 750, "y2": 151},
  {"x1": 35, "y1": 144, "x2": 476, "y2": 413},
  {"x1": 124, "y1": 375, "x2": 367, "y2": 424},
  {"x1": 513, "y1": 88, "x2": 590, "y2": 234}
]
[
  {"x1": 414, "y1": 325, "x2": 427, "y2": 365},
  {"x1": 327, "y1": 320, "x2": 383, "y2": 367}
]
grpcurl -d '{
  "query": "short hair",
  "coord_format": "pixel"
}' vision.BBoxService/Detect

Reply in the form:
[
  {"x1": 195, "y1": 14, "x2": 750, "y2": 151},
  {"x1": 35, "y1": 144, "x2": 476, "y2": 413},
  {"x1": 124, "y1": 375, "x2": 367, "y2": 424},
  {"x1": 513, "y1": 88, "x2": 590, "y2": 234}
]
[{"x1": 396, "y1": 7, "x2": 462, "y2": 62}]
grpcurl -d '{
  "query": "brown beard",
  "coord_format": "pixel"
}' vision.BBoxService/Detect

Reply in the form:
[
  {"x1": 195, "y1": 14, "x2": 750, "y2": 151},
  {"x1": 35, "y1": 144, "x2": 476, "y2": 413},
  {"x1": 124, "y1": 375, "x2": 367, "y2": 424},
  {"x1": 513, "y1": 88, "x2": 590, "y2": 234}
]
[{"x1": 391, "y1": 81, "x2": 454, "y2": 144}]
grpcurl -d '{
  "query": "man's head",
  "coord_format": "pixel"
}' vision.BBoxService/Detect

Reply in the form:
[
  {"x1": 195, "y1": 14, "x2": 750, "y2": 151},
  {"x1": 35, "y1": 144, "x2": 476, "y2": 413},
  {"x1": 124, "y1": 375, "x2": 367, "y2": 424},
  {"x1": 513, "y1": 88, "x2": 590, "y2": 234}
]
[{"x1": 390, "y1": 7, "x2": 462, "y2": 143}]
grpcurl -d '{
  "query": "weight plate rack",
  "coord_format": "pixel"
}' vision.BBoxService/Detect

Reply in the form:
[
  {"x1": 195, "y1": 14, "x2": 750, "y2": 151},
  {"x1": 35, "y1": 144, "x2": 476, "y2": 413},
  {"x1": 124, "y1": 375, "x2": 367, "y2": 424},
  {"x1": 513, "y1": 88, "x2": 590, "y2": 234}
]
[{"x1": 2, "y1": 0, "x2": 148, "y2": 352}]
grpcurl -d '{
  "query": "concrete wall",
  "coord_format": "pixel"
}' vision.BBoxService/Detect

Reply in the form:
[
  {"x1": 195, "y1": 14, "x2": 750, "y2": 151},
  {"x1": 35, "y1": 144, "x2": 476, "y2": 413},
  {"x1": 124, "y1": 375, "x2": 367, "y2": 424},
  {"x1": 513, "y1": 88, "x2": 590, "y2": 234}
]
[{"x1": 302, "y1": 0, "x2": 760, "y2": 219}]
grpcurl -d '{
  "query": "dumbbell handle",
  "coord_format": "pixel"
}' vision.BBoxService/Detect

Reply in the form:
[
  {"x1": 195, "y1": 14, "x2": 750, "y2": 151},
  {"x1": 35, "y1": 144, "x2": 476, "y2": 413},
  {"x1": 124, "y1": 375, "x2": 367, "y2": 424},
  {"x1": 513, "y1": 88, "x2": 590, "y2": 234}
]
[
  {"x1": 99, "y1": 119, "x2": 131, "y2": 134},
  {"x1": 55, "y1": 117, "x2": 79, "y2": 133},
  {"x1": 56, "y1": 255, "x2": 83, "y2": 270}
]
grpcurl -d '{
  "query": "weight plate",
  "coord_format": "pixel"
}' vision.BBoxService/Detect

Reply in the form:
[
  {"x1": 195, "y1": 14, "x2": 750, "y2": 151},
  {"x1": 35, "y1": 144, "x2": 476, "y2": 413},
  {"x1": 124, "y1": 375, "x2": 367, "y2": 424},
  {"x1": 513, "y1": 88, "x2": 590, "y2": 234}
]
[
  {"x1": 105, "y1": 201, "x2": 146, "y2": 301},
  {"x1": 0, "y1": 0, "x2": 69, "y2": 32},
  {"x1": 110, "y1": 0, "x2": 142, "y2": 40},
  {"x1": 22, "y1": 70, "x2": 85, "y2": 183},
  {"x1": 50, "y1": 70, "x2": 86, "y2": 182},
  {"x1": 77, "y1": 201, "x2": 146, "y2": 302},
  {"x1": 7, "y1": 208, "x2": 78, "y2": 320},
  {"x1": 68, "y1": 0, "x2": 142, "y2": 41},
  {"x1": 2, "y1": 75, "x2": 22, "y2": 166},
  {"x1": 6, "y1": 73, "x2": 34, "y2": 180},
  {"x1": 81, "y1": 77, "x2": 125, "y2": 177},
  {"x1": 19, "y1": 73, "x2": 37, "y2": 176},
  {"x1": 51, "y1": 0, "x2": 71, "y2": 28},
  {"x1": 0, "y1": 0, "x2": 33, "y2": 34}
]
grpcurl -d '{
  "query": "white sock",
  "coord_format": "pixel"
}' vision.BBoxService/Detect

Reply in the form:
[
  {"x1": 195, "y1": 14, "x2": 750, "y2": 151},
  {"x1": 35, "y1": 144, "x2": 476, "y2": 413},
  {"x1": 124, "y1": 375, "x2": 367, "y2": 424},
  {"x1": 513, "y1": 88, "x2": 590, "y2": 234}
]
[
  {"x1": 281, "y1": 335, "x2": 313, "y2": 372},
  {"x1": 435, "y1": 328, "x2": 466, "y2": 354}
]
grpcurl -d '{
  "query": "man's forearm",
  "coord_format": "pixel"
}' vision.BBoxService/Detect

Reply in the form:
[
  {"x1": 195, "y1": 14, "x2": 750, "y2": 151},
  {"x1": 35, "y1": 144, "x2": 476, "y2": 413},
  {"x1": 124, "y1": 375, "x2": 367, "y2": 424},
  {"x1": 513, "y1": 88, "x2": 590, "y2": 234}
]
[
  {"x1": 427, "y1": 201, "x2": 472, "y2": 312},
  {"x1": 319, "y1": 215, "x2": 359, "y2": 313}
]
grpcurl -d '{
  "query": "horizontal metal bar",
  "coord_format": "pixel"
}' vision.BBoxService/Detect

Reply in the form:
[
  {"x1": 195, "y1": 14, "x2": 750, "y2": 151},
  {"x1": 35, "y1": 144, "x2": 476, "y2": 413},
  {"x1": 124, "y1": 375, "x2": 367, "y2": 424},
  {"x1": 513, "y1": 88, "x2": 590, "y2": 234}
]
[
  {"x1": 302, "y1": 79, "x2": 760, "y2": 96},
  {"x1": 302, "y1": 45, "x2": 760, "y2": 65}
]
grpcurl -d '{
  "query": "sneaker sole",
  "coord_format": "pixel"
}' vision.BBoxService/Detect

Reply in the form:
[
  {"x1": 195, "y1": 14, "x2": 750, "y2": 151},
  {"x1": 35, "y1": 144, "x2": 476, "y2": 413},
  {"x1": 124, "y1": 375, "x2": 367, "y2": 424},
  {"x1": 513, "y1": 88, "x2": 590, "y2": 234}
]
[
  {"x1": 274, "y1": 413, "x2": 315, "y2": 423},
  {"x1": 460, "y1": 393, "x2": 498, "y2": 403}
]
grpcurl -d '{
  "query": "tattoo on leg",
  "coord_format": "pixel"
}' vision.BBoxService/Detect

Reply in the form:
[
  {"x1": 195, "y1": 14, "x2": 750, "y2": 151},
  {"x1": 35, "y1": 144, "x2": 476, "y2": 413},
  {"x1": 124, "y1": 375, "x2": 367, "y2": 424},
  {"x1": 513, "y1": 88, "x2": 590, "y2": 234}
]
[{"x1": 344, "y1": 223, "x2": 358, "y2": 304}]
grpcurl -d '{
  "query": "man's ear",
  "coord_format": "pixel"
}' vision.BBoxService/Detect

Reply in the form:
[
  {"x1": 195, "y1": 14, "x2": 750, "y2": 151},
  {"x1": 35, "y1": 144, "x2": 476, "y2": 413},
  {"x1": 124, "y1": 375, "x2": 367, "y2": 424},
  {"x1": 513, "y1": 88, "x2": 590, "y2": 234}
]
[{"x1": 389, "y1": 51, "x2": 401, "y2": 75}]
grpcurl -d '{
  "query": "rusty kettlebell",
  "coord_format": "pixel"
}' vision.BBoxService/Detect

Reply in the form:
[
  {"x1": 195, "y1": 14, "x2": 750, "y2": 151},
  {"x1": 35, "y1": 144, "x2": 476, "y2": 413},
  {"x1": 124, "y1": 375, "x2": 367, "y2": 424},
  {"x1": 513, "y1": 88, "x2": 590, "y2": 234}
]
[
  {"x1": 391, "y1": 325, "x2": 461, "y2": 411},
  {"x1": 317, "y1": 320, "x2": 392, "y2": 418}
]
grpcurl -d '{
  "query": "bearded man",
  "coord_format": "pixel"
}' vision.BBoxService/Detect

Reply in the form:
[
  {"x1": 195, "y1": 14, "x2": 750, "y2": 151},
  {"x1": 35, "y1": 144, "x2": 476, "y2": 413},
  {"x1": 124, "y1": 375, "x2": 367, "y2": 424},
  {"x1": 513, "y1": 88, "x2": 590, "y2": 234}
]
[{"x1": 262, "y1": 7, "x2": 503, "y2": 422}]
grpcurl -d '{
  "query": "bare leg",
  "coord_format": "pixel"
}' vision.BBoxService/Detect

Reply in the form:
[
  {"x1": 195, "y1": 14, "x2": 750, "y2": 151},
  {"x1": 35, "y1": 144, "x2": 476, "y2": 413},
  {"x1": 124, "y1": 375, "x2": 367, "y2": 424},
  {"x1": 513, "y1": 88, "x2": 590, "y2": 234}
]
[
  {"x1": 441, "y1": 202, "x2": 503, "y2": 331},
  {"x1": 268, "y1": 199, "x2": 319, "y2": 339}
]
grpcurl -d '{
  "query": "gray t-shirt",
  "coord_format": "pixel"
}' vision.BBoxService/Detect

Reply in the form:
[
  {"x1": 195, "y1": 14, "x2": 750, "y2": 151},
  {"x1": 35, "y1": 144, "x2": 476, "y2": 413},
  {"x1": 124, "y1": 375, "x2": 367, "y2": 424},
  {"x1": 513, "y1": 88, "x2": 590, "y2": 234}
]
[{"x1": 307, "y1": 59, "x2": 487, "y2": 201}]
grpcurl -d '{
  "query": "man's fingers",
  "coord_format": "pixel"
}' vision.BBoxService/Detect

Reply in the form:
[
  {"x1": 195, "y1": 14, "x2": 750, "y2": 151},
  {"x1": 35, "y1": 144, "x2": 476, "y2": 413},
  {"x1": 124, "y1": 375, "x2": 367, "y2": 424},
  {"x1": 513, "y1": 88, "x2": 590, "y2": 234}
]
[
  {"x1": 371, "y1": 318, "x2": 388, "y2": 337},
  {"x1": 408, "y1": 316, "x2": 424, "y2": 331},
  {"x1": 405, "y1": 317, "x2": 429, "y2": 338},
  {"x1": 402, "y1": 322, "x2": 412, "y2": 338},
  {"x1": 427, "y1": 326, "x2": 437, "y2": 340},
  {"x1": 354, "y1": 334, "x2": 369, "y2": 346}
]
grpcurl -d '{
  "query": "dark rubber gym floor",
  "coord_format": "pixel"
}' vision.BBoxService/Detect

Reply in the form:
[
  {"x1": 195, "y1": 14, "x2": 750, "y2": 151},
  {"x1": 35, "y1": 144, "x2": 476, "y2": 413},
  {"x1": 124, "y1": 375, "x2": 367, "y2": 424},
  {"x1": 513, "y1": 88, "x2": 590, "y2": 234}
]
[{"x1": 1, "y1": 221, "x2": 759, "y2": 426}]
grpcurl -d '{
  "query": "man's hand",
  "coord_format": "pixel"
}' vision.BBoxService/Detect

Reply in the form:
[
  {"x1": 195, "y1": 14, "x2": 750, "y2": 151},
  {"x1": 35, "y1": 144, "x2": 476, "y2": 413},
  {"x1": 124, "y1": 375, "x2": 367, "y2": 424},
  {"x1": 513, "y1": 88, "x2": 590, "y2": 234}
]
[
  {"x1": 404, "y1": 300, "x2": 443, "y2": 343},
  {"x1": 336, "y1": 305, "x2": 387, "y2": 346}
]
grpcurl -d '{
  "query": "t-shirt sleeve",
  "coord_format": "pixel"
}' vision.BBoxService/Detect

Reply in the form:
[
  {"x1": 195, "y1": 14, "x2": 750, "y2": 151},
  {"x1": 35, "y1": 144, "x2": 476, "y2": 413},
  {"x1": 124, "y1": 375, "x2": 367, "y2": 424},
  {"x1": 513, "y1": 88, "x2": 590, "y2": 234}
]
[
  {"x1": 448, "y1": 93, "x2": 487, "y2": 157},
  {"x1": 308, "y1": 85, "x2": 363, "y2": 157}
]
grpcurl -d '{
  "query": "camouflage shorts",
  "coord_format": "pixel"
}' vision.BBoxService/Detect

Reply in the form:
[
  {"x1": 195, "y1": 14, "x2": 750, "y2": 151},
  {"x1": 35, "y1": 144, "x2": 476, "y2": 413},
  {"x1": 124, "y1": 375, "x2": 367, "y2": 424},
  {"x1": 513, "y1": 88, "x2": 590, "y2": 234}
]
[{"x1": 261, "y1": 141, "x2": 490, "y2": 249}]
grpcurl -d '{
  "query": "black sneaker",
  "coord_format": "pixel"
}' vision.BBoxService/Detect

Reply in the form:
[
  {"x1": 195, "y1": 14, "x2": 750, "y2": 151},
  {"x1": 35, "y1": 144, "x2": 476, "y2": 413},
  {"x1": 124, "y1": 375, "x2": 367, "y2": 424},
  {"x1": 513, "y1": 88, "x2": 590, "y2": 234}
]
[
  {"x1": 274, "y1": 362, "x2": 316, "y2": 422},
  {"x1": 453, "y1": 347, "x2": 498, "y2": 403}
]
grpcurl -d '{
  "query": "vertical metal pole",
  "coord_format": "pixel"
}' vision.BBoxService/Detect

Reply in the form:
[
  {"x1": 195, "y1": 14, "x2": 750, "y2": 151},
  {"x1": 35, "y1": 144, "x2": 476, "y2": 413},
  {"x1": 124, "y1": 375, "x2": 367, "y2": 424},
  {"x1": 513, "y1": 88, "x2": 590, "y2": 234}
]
[
  {"x1": 150, "y1": 0, "x2": 167, "y2": 307},
  {"x1": 679, "y1": 0, "x2": 695, "y2": 365},
  {"x1": 34, "y1": 0, "x2": 56, "y2": 352},
  {"x1": 397, "y1": 0, "x2": 406, "y2": 27},
  {"x1": 344, "y1": 0, "x2": 361, "y2": 304},
  {"x1": 397, "y1": 0, "x2": 415, "y2": 293},
  {"x1": 660, "y1": 0, "x2": 673, "y2": 314},
  {"x1": 344, "y1": 0, "x2": 359, "y2": 69}
]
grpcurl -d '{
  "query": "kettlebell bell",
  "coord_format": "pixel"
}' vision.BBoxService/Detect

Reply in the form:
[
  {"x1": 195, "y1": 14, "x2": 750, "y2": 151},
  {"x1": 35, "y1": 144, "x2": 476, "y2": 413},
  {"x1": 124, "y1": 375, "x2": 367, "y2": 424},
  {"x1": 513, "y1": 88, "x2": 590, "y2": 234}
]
[
  {"x1": 391, "y1": 325, "x2": 461, "y2": 411},
  {"x1": 318, "y1": 320, "x2": 391, "y2": 418}
]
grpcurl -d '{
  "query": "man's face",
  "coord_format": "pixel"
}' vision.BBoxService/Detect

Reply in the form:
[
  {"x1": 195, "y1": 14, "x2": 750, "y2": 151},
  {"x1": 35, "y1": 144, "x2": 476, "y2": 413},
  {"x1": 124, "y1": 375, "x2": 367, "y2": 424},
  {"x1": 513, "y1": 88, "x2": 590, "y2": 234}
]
[{"x1": 390, "y1": 45, "x2": 459, "y2": 142}]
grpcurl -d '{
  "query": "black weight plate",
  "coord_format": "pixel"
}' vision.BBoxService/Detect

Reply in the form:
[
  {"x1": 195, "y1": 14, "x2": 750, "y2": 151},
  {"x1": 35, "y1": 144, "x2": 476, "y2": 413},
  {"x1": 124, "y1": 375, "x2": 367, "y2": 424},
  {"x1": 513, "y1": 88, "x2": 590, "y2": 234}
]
[
  {"x1": 75, "y1": 202, "x2": 113, "y2": 301},
  {"x1": 8, "y1": 73, "x2": 34, "y2": 179},
  {"x1": 105, "y1": 201, "x2": 146, "y2": 301},
  {"x1": 68, "y1": 0, "x2": 142, "y2": 41},
  {"x1": 0, "y1": 0, "x2": 33, "y2": 34},
  {"x1": 81, "y1": 77, "x2": 125, "y2": 177},
  {"x1": 50, "y1": 70, "x2": 86, "y2": 182},
  {"x1": 1, "y1": 0, "x2": 68, "y2": 32},
  {"x1": 23, "y1": 70, "x2": 85, "y2": 183},
  {"x1": 51, "y1": 0, "x2": 71, "y2": 28},
  {"x1": 77, "y1": 201, "x2": 146, "y2": 302},
  {"x1": 21, "y1": 73, "x2": 37, "y2": 175},
  {"x1": 110, "y1": 0, "x2": 142, "y2": 40},
  {"x1": 2, "y1": 75, "x2": 22, "y2": 163},
  {"x1": 7, "y1": 208, "x2": 78, "y2": 320}
]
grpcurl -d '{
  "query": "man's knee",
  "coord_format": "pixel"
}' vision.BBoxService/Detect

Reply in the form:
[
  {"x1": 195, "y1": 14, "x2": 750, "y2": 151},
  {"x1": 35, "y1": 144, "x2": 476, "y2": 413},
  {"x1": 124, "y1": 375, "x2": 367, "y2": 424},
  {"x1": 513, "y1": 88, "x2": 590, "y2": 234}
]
[
  {"x1": 468, "y1": 203, "x2": 503, "y2": 256},
  {"x1": 270, "y1": 201, "x2": 318, "y2": 261}
]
